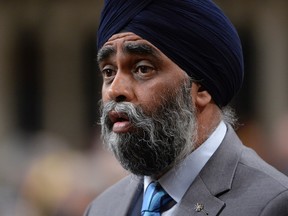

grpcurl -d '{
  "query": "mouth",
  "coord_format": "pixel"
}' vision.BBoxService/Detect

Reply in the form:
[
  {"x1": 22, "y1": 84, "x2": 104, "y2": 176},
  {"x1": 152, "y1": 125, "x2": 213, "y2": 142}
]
[{"x1": 108, "y1": 110, "x2": 133, "y2": 133}]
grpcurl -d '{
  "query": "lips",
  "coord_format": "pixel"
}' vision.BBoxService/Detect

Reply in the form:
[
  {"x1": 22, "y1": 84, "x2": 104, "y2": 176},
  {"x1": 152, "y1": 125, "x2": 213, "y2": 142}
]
[{"x1": 108, "y1": 110, "x2": 132, "y2": 133}]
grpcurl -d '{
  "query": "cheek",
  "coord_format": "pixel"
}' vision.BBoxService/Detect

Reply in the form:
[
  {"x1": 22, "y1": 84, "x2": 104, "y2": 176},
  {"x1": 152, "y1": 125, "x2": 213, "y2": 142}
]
[
  {"x1": 101, "y1": 87, "x2": 108, "y2": 103},
  {"x1": 134, "y1": 80, "x2": 180, "y2": 112},
  {"x1": 101, "y1": 83, "x2": 113, "y2": 103}
]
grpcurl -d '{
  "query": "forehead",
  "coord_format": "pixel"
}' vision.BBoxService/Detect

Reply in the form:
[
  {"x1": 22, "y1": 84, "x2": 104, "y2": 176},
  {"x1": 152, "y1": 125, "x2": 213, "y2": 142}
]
[{"x1": 104, "y1": 32, "x2": 151, "y2": 47}]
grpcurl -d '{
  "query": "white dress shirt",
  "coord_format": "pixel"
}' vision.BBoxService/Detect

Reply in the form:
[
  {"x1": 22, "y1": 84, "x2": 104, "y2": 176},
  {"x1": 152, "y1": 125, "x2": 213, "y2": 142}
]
[{"x1": 143, "y1": 121, "x2": 227, "y2": 215}]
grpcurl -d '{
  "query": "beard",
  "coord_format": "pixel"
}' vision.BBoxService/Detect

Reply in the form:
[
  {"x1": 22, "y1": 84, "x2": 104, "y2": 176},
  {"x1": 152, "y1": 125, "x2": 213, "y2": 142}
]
[{"x1": 100, "y1": 81, "x2": 197, "y2": 177}]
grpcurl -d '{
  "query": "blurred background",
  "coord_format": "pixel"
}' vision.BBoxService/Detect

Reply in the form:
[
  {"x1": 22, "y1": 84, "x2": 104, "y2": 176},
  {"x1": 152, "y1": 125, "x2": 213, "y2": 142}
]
[{"x1": 0, "y1": 0, "x2": 287, "y2": 215}]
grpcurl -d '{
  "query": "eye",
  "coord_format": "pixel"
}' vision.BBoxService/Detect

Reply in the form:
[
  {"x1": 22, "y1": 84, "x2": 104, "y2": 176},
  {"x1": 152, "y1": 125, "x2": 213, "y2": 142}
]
[
  {"x1": 102, "y1": 68, "x2": 114, "y2": 77},
  {"x1": 134, "y1": 61, "x2": 156, "y2": 78},
  {"x1": 136, "y1": 65, "x2": 153, "y2": 74},
  {"x1": 101, "y1": 65, "x2": 116, "y2": 79}
]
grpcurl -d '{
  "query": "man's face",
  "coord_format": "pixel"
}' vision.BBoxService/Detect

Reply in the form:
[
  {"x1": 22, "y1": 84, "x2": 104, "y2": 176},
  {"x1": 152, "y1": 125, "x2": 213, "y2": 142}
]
[{"x1": 98, "y1": 32, "x2": 197, "y2": 176}]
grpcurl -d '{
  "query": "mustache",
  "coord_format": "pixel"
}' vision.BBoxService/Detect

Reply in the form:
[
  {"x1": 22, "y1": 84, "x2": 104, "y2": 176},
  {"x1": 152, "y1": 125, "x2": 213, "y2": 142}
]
[{"x1": 100, "y1": 101, "x2": 153, "y2": 131}]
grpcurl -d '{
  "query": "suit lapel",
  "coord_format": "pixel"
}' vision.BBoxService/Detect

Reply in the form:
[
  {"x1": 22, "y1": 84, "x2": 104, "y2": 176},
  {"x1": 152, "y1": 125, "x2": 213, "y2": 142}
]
[
  {"x1": 174, "y1": 125, "x2": 244, "y2": 216},
  {"x1": 117, "y1": 176, "x2": 143, "y2": 216},
  {"x1": 173, "y1": 176, "x2": 225, "y2": 216}
]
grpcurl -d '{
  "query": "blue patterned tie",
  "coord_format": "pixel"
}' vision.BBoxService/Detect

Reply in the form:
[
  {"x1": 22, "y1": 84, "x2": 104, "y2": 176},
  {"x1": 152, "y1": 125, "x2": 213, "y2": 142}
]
[{"x1": 141, "y1": 182, "x2": 175, "y2": 216}]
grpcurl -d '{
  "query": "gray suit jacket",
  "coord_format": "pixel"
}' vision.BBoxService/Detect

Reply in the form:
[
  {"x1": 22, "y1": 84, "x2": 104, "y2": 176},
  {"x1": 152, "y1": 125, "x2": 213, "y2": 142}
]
[{"x1": 84, "y1": 125, "x2": 288, "y2": 215}]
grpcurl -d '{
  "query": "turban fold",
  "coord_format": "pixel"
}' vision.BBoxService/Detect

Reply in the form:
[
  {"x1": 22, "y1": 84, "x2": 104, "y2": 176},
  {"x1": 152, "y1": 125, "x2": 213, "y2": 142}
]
[{"x1": 97, "y1": 0, "x2": 244, "y2": 107}]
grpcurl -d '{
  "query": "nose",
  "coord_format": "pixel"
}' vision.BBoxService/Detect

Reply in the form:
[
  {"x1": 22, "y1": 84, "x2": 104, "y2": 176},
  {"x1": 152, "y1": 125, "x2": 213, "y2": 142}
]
[{"x1": 106, "y1": 71, "x2": 134, "y2": 102}]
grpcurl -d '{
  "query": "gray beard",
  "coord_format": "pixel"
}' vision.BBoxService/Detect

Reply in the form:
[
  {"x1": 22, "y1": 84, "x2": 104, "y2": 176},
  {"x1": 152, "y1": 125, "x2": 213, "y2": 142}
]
[{"x1": 100, "y1": 83, "x2": 197, "y2": 176}]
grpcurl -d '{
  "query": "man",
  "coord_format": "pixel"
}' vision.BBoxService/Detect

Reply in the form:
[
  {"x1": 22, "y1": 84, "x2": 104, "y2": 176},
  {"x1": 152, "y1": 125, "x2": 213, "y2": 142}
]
[{"x1": 85, "y1": 0, "x2": 288, "y2": 215}]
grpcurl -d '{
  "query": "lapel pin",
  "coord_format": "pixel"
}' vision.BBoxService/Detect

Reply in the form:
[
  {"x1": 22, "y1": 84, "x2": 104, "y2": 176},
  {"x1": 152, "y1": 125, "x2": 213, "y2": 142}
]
[{"x1": 194, "y1": 203, "x2": 209, "y2": 215}]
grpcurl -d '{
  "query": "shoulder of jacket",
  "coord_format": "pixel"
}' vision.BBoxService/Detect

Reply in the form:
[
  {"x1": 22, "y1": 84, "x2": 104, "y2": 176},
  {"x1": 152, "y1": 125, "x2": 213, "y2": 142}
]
[
  {"x1": 84, "y1": 175, "x2": 142, "y2": 215},
  {"x1": 238, "y1": 146, "x2": 288, "y2": 190}
]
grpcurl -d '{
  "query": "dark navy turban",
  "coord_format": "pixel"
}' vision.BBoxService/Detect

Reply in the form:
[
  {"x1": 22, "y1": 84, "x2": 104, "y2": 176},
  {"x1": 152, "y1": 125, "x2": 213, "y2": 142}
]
[{"x1": 97, "y1": 0, "x2": 244, "y2": 107}]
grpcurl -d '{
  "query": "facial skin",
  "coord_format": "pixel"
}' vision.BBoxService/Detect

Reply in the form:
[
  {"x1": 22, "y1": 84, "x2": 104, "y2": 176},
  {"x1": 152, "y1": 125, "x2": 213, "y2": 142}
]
[
  {"x1": 99, "y1": 32, "x2": 190, "y2": 118},
  {"x1": 98, "y1": 32, "x2": 221, "y2": 177}
]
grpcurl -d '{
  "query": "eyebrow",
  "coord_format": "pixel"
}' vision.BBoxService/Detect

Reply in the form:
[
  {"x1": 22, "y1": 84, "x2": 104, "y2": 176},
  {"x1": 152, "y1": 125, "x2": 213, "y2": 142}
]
[
  {"x1": 97, "y1": 42, "x2": 162, "y2": 63},
  {"x1": 123, "y1": 42, "x2": 161, "y2": 59},
  {"x1": 97, "y1": 46, "x2": 116, "y2": 63}
]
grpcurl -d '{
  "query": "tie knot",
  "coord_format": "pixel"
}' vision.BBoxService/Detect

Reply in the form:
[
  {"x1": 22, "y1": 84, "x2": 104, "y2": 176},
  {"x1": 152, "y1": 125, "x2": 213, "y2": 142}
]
[{"x1": 141, "y1": 182, "x2": 175, "y2": 216}]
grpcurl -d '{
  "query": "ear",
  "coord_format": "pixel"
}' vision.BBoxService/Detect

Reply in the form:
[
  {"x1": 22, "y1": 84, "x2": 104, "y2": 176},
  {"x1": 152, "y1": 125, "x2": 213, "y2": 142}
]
[{"x1": 191, "y1": 83, "x2": 212, "y2": 108}]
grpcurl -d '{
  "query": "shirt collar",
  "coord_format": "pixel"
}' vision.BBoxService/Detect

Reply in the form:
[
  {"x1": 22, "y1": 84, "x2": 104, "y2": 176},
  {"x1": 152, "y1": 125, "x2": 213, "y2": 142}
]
[{"x1": 144, "y1": 121, "x2": 227, "y2": 202}]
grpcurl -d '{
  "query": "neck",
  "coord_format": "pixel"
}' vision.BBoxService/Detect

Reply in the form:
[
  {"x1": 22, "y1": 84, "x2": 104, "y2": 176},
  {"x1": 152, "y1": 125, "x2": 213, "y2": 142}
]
[{"x1": 194, "y1": 103, "x2": 222, "y2": 149}]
